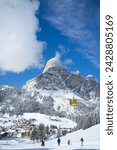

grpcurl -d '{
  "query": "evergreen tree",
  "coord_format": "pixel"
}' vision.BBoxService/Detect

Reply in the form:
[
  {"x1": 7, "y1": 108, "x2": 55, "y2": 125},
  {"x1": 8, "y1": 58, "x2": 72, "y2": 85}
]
[
  {"x1": 46, "y1": 125, "x2": 50, "y2": 135},
  {"x1": 38, "y1": 123, "x2": 45, "y2": 141},
  {"x1": 30, "y1": 126, "x2": 37, "y2": 141},
  {"x1": 57, "y1": 126, "x2": 61, "y2": 138}
]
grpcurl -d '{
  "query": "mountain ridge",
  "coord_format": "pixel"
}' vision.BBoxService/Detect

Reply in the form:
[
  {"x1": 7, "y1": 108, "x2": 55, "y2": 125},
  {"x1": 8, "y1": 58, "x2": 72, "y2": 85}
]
[{"x1": 0, "y1": 64, "x2": 100, "y2": 129}]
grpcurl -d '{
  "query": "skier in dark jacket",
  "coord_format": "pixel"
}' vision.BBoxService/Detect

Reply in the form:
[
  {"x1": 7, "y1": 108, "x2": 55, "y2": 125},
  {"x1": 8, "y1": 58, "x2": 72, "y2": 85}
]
[
  {"x1": 80, "y1": 137, "x2": 84, "y2": 146},
  {"x1": 57, "y1": 138, "x2": 61, "y2": 146},
  {"x1": 67, "y1": 139, "x2": 71, "y2": 145},
  {"x1": 41, "y1": 139, "x2": 45, "y2": 146}
]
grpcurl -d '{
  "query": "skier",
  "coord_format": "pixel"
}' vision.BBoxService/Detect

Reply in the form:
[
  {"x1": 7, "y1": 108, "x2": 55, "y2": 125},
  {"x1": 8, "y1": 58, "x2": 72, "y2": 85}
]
[
  {"x1": 41, "y1": 139, "x2": 45, "y2": 146},
  {"x1": 57, "y1": 138, "x2": 61, "y2": 146},
  {"x1": 80, "y1": 137, "x2": 84, "y2": 146},
  {"x1": 67, "y1": 139, "x2": 71, "y2": 145}
]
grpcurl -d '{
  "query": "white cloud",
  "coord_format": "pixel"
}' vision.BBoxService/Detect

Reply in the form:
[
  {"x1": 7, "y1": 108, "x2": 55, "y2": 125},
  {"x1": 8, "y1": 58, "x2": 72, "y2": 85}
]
[
  {"x1": 54, "y1": 52, "x2": 73, "y2": 68},
  {"x1": 0, "y1": 0, "x2": 45, "y2": 73},
  {"x1": 58, "y1": 44, "x2": 70, "y2": 54},
  {"x1": 55, "y1": 51, "x2": 61, "y2": 65},
  {"x1": 42, "y1": 0, "x2": 100, "y2": 67},
  {"x1": 64, "y1": 59, "x2": 73, "y2": 66}
]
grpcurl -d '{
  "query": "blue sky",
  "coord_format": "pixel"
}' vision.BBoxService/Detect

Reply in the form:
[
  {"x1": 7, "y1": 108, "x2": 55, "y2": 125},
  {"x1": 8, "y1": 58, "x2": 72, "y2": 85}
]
[{"x1": 0, "y1": 0, "x2": 100, "y2": 87}]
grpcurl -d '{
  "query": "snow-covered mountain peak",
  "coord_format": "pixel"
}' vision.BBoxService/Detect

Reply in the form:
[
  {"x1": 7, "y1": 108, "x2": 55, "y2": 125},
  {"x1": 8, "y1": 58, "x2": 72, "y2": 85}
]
[
  {"x1": 0, "y1": 85, "x2": 14, "y2": 91},
  {"x1": 86, "y1": 75, "x2": 98, "y2": 83},
  {"x1": 87, "y1": 75, "x2": 95, "y2": 79},
  {"x1": 72, "y1": 70, "x2": 80, "y2": 75}
]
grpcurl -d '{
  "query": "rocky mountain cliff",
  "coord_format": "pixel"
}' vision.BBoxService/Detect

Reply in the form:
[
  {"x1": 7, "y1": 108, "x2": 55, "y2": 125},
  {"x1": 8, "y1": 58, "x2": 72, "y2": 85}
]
[
  {"x1": 24, "y1": 66, "x2": 99, "y2": 100},
  {"x1": 0, "y1": 58, "x2": 100, "y2": 129}
]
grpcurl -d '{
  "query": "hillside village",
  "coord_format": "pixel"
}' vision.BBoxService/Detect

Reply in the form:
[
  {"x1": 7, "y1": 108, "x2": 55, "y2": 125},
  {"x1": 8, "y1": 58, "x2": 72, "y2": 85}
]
[{"x1": 0, "y1": 114, "x2": 75, "y2": 140}]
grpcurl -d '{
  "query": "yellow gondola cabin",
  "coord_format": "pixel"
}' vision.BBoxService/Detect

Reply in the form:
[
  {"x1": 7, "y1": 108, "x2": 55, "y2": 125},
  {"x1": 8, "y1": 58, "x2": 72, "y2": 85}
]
[{"x1": 70, "y1": 97, "x2": 78, "y2": 107}]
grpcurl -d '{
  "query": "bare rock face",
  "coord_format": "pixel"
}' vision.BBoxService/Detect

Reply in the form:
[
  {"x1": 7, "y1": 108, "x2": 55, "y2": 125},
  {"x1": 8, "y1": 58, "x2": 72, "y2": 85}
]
[{"x1": 24, "y1": 66, "x2": 99, "y2": 100}]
